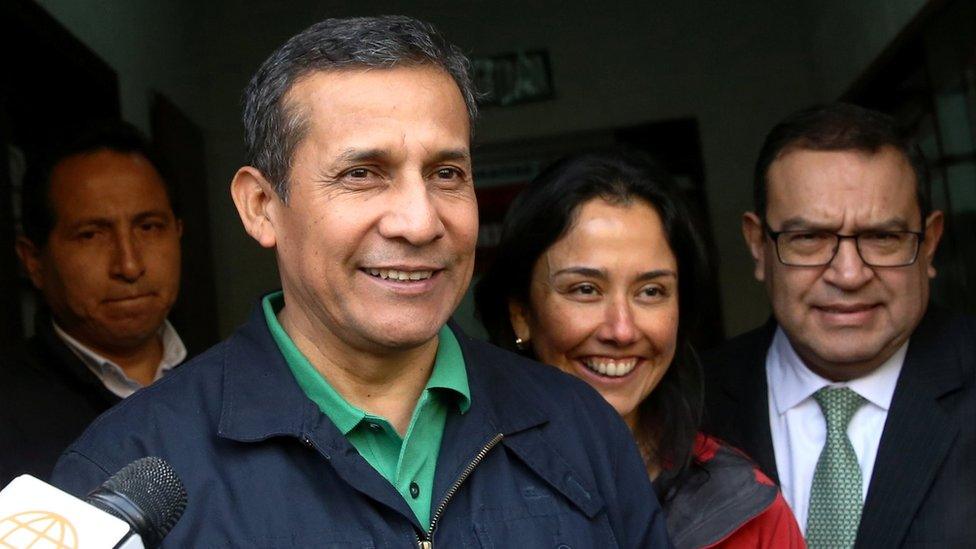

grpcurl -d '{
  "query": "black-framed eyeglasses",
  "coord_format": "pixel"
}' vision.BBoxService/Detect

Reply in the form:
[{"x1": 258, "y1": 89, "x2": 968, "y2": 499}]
[{"x1": 763, "y1": 222, "x2": 924, "y2": 267}]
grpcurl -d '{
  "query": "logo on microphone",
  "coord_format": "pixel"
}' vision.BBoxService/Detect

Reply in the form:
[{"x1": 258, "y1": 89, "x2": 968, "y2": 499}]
[{"x1": 0, "y1": 510, "x2": 78, "y2": 549}]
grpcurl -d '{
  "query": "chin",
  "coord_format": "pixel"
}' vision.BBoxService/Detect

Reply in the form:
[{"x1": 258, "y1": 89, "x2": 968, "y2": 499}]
[
  {"x1": 97, "y1": 330, "x2": 161, "y2": 350},
  {"x1": 839, "y1": 350, "x2": 885, "y2": 364},
  {"x1": 364, "y1": 321, "x2": 444, "y2": 350},
  {"x1": 100, "y1": 309, "x2": 165, "y2": 333},
  {"x1": 806, "y1": 339, "x2": 886, "y2": 365},
  {"x1": 601, "y1": 395, "x2": 638, "y2": 419}
]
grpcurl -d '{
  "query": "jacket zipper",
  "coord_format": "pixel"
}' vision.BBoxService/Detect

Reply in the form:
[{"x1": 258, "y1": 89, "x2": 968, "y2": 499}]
[{"x1": 415, "y1": 433, "x2": 504, "y2": 549}]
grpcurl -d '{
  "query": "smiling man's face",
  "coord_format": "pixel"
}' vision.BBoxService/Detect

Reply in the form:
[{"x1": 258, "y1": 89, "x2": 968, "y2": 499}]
[
  {"x1": 268, "y1": 65, "x2": 478, "y2": 354},
  {"x1": 21, "y1": 149, "x2": 182, "y2": 355},
  {"x1": 743, "y1": 146, "x2": 943, "y2": 380}
]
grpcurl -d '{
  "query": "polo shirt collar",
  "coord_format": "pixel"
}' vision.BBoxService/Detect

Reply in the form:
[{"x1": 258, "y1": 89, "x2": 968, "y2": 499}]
[
  {"x1": 219, "y1": 297, "x2": 547, "y2": 445},
  {"x1": 260, "y1": 291, "x2": 470, "y2": 435},
  {"x1": 426, "y1": 322, "x2": 471, "y2": 413}
]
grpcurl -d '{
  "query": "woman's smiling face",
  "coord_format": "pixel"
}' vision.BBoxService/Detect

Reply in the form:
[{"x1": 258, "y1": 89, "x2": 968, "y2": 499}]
[{"x1": 509, "y1": 197, "x2": 679, "y2": 429}]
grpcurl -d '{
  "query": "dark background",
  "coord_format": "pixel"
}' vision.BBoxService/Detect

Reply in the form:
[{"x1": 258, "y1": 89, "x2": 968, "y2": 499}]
[{"x1": 2, "y1": 0, "x2": 974, "y2": 349}]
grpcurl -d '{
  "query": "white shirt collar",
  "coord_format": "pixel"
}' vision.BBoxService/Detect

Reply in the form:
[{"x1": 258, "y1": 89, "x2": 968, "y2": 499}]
[
  {"x1": 768, "y1": 326, "x2": 906, "y2": 415},
  {"x1": 52, "y1": 319, "x2": 187, "y2": 398}
]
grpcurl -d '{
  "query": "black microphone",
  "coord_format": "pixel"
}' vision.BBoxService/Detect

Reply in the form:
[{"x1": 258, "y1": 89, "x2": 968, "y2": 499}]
[{"x1": 85, "y1": 457, "x2": 187, "y2": 549}]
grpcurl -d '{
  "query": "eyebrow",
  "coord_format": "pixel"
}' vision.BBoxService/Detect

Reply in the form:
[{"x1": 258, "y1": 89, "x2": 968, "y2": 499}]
[
  {"x1": 429, "y1": 148, "x2": 471, "y2": 164},
  {"x1": 65, "y1": 210, "x2": 173, "y2": 230},
  {"x1": 334, "y1": 147, "x2": 471, "y2": 165},
  {"x1": 552, "y1": 266, "x2": 677, "y2": 281},
  {"x1": 65, "y1": 218, "x2": 114, "y2": 231},
  {"x1": 776, "y1": 216, "x2": 913, "y2": 232},
  {"x1": 334, "y1": 148, "x2": 392, "y2": 164},
  {"x1": 132, "y1": 210, "x2": 175, "y2": 223},
  {"x1": 634, "y1": 269, "x2": 678, "y2": 282}
]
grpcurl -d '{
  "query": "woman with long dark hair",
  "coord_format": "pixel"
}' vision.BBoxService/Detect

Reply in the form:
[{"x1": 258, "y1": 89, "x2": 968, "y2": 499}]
[{"x1": 475, "y1": 150, "x2": 803, "y2": 548}]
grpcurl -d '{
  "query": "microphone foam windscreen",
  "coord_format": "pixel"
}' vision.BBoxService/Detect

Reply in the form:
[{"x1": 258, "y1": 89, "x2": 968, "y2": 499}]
[{"x1": 102, "y1": 456, "x2": 187, "y2": 540}]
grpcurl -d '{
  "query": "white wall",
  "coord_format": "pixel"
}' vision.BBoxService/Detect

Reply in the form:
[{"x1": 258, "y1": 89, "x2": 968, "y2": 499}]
[{"x1": 33, "y1": 0, "x2": 927, "y2": 338}]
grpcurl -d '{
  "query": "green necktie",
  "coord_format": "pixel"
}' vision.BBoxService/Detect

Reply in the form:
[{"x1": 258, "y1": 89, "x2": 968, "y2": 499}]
[{"x1": 806, "y1": 387, "x2": 867, "y2": 548}]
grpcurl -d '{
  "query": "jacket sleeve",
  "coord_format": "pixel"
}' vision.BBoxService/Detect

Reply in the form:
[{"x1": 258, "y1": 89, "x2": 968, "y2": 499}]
[
  {"x1": 609, "y1": 414, "x2": 673, "y2": 548},
  {"x1": 50, "y1": 450, "x2": 113, "y2": 499}
]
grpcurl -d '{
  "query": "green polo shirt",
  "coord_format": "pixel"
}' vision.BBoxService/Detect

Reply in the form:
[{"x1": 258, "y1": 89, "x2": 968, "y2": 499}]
[{"x1": 262, "y1": 292, "x2": 470, "y2": 527}]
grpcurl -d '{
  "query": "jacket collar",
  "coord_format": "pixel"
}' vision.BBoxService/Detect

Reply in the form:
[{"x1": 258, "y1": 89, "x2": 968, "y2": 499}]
[
  {"x1": 663, "y1": 436, "x2": 777, "y2": 548},
  {"x1": 29, "y1": 308, "x2": 120, "y2": 408},
  {"x1": 217, "y1": 305, "x2": 550, "y2": 444},
  {"x1": 217, "y1": 302, "x2": 319, "y2": 442},
  {"x1": 449, "y1": 320, "x2": 549, "y2": 435}
]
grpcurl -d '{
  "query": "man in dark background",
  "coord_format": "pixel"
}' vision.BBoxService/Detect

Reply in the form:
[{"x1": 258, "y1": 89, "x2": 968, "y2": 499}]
[
  {"x1": 704, "y1": 103, "x2": 974, "y2": 547},
  {"x1": 0, "y1": 122, "x2": 185, "y2": 485}
]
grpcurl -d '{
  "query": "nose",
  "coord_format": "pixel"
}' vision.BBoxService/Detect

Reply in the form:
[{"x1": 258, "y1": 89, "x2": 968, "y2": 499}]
[
  {"x1": 822, "y1": 237, "x2": 873, "y2": 290},
  {"x1": 377, "y1": 177, "x2": 446, "y2": 246},
  {"x1": 110, "y1": 230, "x2": 146, "y2": 283},
  {"x1": 596, "y1": 297, "x2": 640, "y2": 347}
]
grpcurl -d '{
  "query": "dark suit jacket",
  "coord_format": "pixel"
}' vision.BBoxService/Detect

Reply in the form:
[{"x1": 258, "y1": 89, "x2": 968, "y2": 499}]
[
  {"x1": 702, "y1": 308, "x2": 975, "y2": 548},
  {"x1": 0, "y1": 316, "x2": 121, "y2": 485}
]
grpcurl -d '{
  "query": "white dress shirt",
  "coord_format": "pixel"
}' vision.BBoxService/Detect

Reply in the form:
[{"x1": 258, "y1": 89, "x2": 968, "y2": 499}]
[
  {"x1": 766, "y1": 327, "x2": 906, "y2": 534},
  {"x1": 53, "y1": 320, "x2": 187, "y2": 398}
]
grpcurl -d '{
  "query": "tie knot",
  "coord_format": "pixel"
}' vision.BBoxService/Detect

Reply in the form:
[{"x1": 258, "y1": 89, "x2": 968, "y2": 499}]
[{"x1": 813, "y1": 386, "x2": 866, "y2": 430}]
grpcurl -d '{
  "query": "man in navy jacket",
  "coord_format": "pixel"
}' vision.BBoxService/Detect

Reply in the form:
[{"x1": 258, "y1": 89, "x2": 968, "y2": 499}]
[{"x1": 51, "y1": 16, "x2": 668, "y2": 547}]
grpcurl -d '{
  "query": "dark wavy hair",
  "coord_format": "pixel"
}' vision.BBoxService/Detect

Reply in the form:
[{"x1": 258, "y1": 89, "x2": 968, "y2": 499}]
[
  {"x1": 474, "y1": 149, "x2": 709, "y2": 497},
  {"x1": 754, "y1": 102, "x2": 930, "y2": 220}
]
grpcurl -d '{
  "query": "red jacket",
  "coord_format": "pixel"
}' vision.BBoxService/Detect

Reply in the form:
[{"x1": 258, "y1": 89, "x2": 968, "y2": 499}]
[{"x1": 661, "y1": 434, "x2": 805, "y2": 549}]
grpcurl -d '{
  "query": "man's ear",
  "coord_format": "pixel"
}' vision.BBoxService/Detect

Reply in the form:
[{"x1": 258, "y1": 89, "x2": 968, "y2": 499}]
[
  {"x1": 922, "y1": 210, "x2": 945, "y2": 278},
  {"x1": 231, "y1": 166, "x2": 280, "y2": 249},
  {"x1": 507, "y1": 299, "x2": 532, "y2": 343},
  {"x1": 15, "y1": 236, "x2": 45, "y2": 290},
  {"x1": 742, "y1": 211, "x2": 768, "y2": 282}
]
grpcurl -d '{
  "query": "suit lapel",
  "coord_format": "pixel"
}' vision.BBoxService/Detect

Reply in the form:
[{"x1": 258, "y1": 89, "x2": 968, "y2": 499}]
[
  {"x1": 856, "y1": 311, "x2": 964, "y2": 548},
  {"x1": 715, "y1": 321, "x2": 780, "y2": 483},
  {"x1": 733, "y1": 326, "x2": 779, "y2": 483}
]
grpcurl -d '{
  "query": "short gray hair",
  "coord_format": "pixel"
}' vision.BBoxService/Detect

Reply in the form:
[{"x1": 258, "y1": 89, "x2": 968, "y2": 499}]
[{"x1": 242, "y1": 15, "x2": 478, "y2": 200}]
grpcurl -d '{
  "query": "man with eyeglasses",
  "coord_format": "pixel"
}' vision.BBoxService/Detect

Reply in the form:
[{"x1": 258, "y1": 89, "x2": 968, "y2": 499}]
[{"x1": 703, "y1": 103, "x2": 975, "y2": 548}]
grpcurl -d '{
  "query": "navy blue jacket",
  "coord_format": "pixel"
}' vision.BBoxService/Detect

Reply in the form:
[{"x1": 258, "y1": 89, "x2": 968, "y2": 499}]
[{"x1": 52, "y1": 305, "x2": 669, "y2": 547}]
